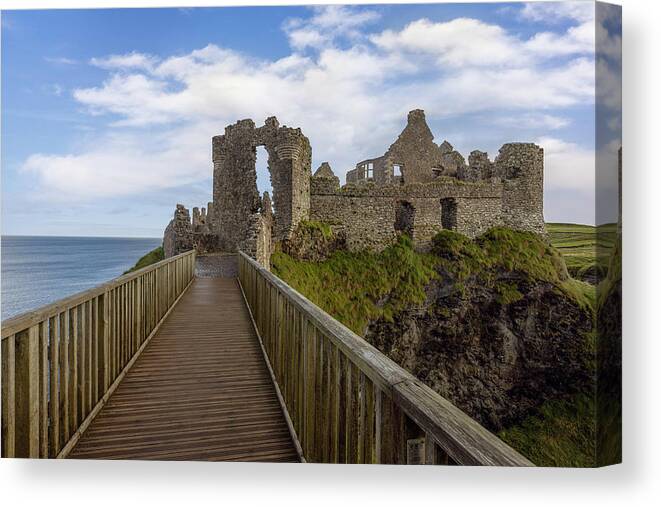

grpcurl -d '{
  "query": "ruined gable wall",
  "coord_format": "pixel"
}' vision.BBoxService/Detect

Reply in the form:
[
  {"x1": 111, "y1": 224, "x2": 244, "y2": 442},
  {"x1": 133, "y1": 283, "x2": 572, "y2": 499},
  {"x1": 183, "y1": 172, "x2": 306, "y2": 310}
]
[{"x1": 385, "y1": 110, "x2": 445, "y2": 184}]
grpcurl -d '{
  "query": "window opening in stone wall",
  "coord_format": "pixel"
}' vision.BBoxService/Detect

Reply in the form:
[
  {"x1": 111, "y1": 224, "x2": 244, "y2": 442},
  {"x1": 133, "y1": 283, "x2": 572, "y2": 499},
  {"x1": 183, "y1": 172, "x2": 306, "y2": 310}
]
[
  {"x1": 367, "y1": 162, "x2": 374, "y2": 179},
  {"x1": 394, "y1": 201, "x2": 415, "y2": 238},
  {"x1": 393, "y1": 164, "x2": 402, "y2": 177},
  {"x1": 432, "y1": 167, "x2": 443, "y2": 178},
  {"x1": 441, "y1": 198, "x2": 458, "y2": 231},
  {"x1": 256, "y1": 145, "x2": 274, "y2": 212}
]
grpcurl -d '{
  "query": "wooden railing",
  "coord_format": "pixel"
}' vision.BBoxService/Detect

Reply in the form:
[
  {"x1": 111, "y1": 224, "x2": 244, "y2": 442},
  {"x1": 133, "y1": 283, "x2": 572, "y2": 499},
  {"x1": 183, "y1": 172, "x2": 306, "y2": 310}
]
[
  {"x1": 238, "y1": 252, "x2": 533, "y2": 466},
  {"x1": 1, "y1": 250, "x2": 196, "y2": 458}
]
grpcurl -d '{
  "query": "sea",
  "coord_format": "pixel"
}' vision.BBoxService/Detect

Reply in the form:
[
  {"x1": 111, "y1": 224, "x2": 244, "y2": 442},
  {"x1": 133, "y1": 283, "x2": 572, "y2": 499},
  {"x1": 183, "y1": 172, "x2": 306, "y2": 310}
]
[{"x1": 1, "y1": 236, "x2": 162, "y2": 321}]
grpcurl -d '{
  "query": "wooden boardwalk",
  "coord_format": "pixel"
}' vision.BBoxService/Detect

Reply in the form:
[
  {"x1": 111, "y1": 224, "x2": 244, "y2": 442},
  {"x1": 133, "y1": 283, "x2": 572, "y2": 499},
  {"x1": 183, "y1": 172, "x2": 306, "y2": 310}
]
[{"x1": 68, "y1": 277, "x2": 299, "y2": 462}]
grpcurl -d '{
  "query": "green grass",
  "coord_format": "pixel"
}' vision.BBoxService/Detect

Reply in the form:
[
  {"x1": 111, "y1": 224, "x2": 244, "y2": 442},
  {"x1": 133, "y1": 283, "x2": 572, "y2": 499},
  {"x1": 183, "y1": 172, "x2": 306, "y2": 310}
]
[
  {"x1": 546, "y1": 223, "x2": 618, "y2": 281},
  {"x1": 297, "y1": 220, "x2": 334, "y2": 239},
  {"x1": 271, "y1": 235, "x2": 438, "y2": 335},
  {"x1": 123, "y1": 246, "x2": 165, "y2": 274},
  {"x1": 499, "y1": 394, "x2": 596, "y2": 467},
  {"x1": 433, "y1": 227, "x2": 595, "y2": 312}
]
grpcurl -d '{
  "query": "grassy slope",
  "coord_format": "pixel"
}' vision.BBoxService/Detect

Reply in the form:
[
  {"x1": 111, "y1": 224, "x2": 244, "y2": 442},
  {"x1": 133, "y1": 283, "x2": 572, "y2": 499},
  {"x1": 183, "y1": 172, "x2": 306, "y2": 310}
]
[
  {"x1": 123, "y1": 246, "x2": 165, "y2": 275},
  {"x1": 272, "y1": 235, "x2": 437, "y2": 335},
  {"x1": 499, "y1": 394, "x2": 596, "y2": 467},
  {"x1": 547, "y1": 223, "x2": 617, "y2": 280},
  {"x1": 273, "y1": 226, "x2": 597, "y2": 466}
]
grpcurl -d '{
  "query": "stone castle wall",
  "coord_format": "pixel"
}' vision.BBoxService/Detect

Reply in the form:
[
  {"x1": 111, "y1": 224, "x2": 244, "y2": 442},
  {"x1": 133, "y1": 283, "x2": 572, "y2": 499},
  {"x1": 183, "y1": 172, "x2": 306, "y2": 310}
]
[{"x1": 310, "y1": 178, "x2": 507, "y2": 251}]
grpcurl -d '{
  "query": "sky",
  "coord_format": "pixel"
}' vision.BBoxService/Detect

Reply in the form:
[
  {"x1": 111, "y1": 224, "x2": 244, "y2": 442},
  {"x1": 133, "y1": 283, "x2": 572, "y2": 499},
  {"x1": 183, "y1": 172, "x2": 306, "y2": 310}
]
[{"x1": 1, "y1": 1, "x2": 621, "y2": 237}]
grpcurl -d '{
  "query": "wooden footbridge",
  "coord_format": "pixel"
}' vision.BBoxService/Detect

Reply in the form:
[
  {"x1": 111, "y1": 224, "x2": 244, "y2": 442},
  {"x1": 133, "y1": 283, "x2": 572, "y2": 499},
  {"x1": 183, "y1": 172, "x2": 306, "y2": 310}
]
[{"x1": 1, "y1": 250, "x2": 532, "y2": 465}]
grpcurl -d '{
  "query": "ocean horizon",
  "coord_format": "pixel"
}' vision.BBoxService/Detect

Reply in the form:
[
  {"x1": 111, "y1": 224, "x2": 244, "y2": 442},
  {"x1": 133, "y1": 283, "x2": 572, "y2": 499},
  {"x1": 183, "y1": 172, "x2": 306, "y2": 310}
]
[{"x1": 1, "y1": 235, "x2": 162, "y2": 321}]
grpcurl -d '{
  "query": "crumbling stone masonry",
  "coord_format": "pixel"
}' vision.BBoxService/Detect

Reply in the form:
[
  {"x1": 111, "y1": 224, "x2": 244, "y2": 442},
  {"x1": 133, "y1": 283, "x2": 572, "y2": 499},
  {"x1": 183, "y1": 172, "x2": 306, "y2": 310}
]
[
  {"x1": 211, "y1": 116, "x2": 311, "y2": 255},
  {"x1": 163, "y1": 204, "x2": 193, "y2": 258},
  {"x1": 164, "y1": 109, "x2": 546, "y2": 263}
]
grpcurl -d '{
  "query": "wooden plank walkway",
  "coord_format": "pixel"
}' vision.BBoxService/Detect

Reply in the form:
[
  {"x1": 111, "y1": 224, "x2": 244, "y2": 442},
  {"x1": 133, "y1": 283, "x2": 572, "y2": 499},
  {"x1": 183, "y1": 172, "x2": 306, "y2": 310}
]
[{"x1": 68, "y1": 277, "x2": 299, "y2": 462}]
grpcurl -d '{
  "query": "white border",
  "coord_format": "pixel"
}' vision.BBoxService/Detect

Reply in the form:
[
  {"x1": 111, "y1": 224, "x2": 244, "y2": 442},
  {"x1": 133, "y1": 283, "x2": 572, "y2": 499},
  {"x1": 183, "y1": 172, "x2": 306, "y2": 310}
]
[{"x1": 2, "y1": 1, "x2": 660, "y2": 506}]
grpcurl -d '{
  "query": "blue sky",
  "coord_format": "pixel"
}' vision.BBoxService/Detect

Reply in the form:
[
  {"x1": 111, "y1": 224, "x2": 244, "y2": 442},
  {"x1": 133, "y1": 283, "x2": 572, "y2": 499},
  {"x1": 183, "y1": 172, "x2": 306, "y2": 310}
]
[{"x1": 1, "y1": 2, "x2": 621, "y2": 237}]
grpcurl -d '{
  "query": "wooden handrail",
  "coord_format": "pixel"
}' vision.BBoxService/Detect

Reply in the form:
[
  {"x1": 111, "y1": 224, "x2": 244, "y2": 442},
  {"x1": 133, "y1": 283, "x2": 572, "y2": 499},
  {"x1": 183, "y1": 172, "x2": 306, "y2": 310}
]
[
  {"x1": 238, "y1": 251, "x2": 533, "y2": 466},
  {"x1": 1, "y1": 249, "x2": 196, "y2": 458}
]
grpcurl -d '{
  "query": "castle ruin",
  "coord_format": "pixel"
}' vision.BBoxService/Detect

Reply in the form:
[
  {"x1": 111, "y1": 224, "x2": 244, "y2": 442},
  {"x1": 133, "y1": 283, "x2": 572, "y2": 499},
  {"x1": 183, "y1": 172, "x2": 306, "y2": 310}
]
[{"x1": 163, "y1": 109, "x2": 545, "y2": 266}]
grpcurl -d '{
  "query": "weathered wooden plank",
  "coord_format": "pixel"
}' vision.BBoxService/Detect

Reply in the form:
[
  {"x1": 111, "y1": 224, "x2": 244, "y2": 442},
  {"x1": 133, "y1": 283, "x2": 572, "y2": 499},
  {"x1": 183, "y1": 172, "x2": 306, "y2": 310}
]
[
  {"x1": 329, "y1": 343, "x2": 340, "y2": 463},
  {"x1": 320, "y1": 335, "x2": 330, "y2": 463},
  {"x1": 59, "y1": 311, "x2": 70, "y2": 445},
  {"x1": 39, "y1": 322, "x2": 49, "y2": 458},
  {"x1": 346, "y1": 360, "x2": 358, "y2": 463},
  {"x1": 99, "y1": 292, "x2": 109, "y2": 394},
  {"x1": 14, "y1": 326, "x2": 40, "y2": 457},
  {"x1": 374, "y1": 384, "x2": 382, "y2": 464},
  {"x1": 296, "y1": 312, "x2": 305, "y2": 440},
  {"x1": 77, "y1": 303, "x2": 86, "y2": 424},
  {"x1": 364, "y1": 376, "x2": 375, "y2": 464},
  {"x1": 69, "y1": 306, "x2": 79, "y2": 432},
  {"x1": 1, "y1": 335, "x2": 16, "y2": 457},
  {"x1": 48, "y1": 316, "x2": 60, "y2": 457},
  {"x1": 86, "y1": 300, "x2": 93, "y2": 415},
  {"x1": 314, "y1": 327, "x2": 324, "y2": 462},
  {"x1": 357, "y1": 370, "x2": 366, "y2": 464},
  {"x1": 304, "y1": 320, "x2": 316, "y2": 460}
]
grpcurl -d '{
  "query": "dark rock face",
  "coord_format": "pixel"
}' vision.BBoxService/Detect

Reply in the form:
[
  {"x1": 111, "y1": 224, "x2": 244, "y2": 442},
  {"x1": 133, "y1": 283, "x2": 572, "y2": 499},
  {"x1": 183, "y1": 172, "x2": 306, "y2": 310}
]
[{"x1": 365, "y1": 269, "x2": 594, "y2": 432}]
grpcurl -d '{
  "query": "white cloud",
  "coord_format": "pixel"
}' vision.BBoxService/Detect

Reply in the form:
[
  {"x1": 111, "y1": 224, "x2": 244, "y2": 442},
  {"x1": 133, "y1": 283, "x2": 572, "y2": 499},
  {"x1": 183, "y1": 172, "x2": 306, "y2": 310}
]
[
  {"x1": 538, "y1": 136, "x2": 595, "y2": 192},
  {"x1": 524, "y1": 19, "x2": 595, "y2": 57},
  {"x1": 90, "y1": 51, "x2": 159, "y2": 72},
  {"x1": 22, "y1": 5, "x2": 598, "y2": 218},
  {"x1": 494, "y1": 113, "x2": 571, "y2": 130},
  {"x1": 372, "y1": 15, "x2": 594, "y2": 67},
  {"x1": 45, "y1": 56, "x2": 77, "y2": 65},
  {"x1": 520, "y1": 1, "x2": 595, "y2": 24},
  {"x1": 372, "y1": 18, "x2": 522, "y2": 67},
  {"x1": 284, "y1": 5, "x2": 380, "y2": 50},
  {"x1": 21, "y1": 122, "x2": 213, "y2": 202}
]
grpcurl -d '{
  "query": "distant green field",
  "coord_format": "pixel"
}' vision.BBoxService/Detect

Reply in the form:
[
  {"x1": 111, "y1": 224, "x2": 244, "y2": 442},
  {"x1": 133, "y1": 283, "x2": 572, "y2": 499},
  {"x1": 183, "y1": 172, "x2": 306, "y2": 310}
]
[{"x1": 546, "y1": 223, "x2": 618, "y2": 281}]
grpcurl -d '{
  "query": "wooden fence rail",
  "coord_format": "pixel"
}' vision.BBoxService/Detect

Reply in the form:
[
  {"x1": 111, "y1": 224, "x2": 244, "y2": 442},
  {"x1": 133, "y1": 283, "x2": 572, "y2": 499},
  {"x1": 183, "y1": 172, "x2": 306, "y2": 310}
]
[
  {"x1": 1, "y1": 250, "x2": 196, "y2": 458},
  {"x1": 238, "y1": 251, "x2": 533, "y2": 466}
]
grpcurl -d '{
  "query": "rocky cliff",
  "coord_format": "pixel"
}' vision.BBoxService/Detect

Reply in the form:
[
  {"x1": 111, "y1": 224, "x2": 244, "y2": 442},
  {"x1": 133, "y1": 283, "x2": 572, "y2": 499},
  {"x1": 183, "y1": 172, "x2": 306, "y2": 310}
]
[{"x1": 365, "y1": 229, "x2": 594, "y2": 431}]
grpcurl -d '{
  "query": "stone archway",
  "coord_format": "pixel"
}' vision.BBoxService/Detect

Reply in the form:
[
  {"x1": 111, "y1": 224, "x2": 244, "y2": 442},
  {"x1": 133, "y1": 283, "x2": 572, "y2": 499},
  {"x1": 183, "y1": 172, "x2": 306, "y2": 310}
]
[{"x1": 211, "y1": 116, "x2": 312, "y2": 253}]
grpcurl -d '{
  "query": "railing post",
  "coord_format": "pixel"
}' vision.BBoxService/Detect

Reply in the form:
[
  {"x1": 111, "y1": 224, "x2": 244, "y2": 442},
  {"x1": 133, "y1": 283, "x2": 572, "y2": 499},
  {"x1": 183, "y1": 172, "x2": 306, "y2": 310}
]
[
  {"x1": 98, "y1": 291, "x2": 110, "y2": 393},
  {"x1": 1, "y1": 335, "x2": 16, "y2": 457},
  {"x1": 14, "y1": 326, "x2": 40, "y2": 457}
]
